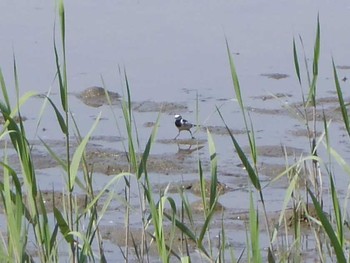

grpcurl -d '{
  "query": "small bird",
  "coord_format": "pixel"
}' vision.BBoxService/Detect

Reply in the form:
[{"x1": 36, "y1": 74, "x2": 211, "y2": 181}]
[{"x1": 174, "y1": 114, "x2": 196, "y2": 139}]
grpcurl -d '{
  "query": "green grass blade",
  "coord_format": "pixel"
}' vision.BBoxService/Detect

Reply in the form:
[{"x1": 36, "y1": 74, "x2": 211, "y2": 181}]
[
  {"x1": 58, "y1": 0, "x2": 67, "y2": 112},
  {"x1": 137, "y1": 113, "x2": 160, "y2": 179},
  {"x1": 308, "y1": 189, "x2": 346, "y2": 262},
  {"x1": 0, "y1": 108, "x2": 25, "y2": 158},
  {"x1": 326, "y1": 143, "x2": 350, "y2": 175},
  {"x1": 267, "y1": 248, "x2": 276, "y2": 263},
  {"x1": 207, "y1": 129, "x2": 218, "y2": 208},
  {"x1": 53, "y1": 207, "x2": 74, "y2": 244},
  {"x1": 312, "y1": 15, "x2": 321, "y2": 80},
  {"x1": 58, "y1": 0, "x2": 65, "y2": 51},
  {"x1": 0, "y1": 68, "x2": 10, "y2": 110},
  {"x1": 3, "y1": 172, "x2": 23, "y2": 260},
  {"x1": 82, "y1": 172, "x2": 130, "y2": 213},
  {"x1": 330, "y1": 175, "x2": 343, "y2": 247},
  {"x1": 225, "y1": 41, "x2": 258, "y2": 167},
  {"x1": 0, "y1": 90, "x2": 37, "y2": 122},
  {"x1": 249, "y1": 191, "x2": 262, "y2": 263},
  {"x1": 54, "y1": 0, "x2": 68, "y2": 113},
  {"x1": 179, "y1": 189, "x2": 194, "y2": 228},
  {"x1": 124, "y1": 70, "x2": 132, "y2": 123},
  {"x1": 332, "y1": 58, "x2": 350, "y2": 136},
  {"x1": 121, "y1": 71, "x2": 138, "y2": 170},
  {"x1": 271, "y1": 169, "x2": 299, "y2": 243},
  {"x1": 69, "y1": 112, "x2": 101, "y2": 189},
  {"x1": 53, "y1": 40, "x2": 67, "y2": 112},
  {"x1": 45, "y1": 96, "x2": 68, "y2": 135},
  {"x1": 197, "y1": 195, "x2": 220, "y2": 249},
  {"x1": 293, "y1": 38, "x2": 302, "y2": 85},
  {"x1": 13, "y1": 53, "x2": 20, "y2": 101},
  {"x1": 225, "y1": 39, "x2": 243, "y2": 110},
  {"x1": 298, "y1": 35, "x2": 311, "y2": 85},
  {"x1": 163, "y1": 212, "x2": 197, "y2": 243},
  {"x1": 307, "y1": 15, "x2": 320, "y2": 106},
  {"x1": 217, "y1": 110, "x2": 261, "y2": 190},
  {"x1": 198, "y1": 159, "x2": 207, "y2": 211}
]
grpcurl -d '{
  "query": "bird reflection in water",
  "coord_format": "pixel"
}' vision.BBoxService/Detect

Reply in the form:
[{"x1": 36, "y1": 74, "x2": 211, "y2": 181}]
[{"x1": 176, "y1": 143, "x2": 204, "y2": 156}]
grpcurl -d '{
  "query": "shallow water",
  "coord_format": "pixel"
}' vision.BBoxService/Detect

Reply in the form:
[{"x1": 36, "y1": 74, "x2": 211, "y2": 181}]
[{"x1": 1, "y1": 0, "x2": 350, "y2": 261}]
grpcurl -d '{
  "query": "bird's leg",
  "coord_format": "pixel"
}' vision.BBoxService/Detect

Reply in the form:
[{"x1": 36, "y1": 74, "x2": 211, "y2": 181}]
[
  {"x1": 174, "y1": 131, "x2": 180, "y2": 140},
  {"x1": 188, "y1": 130, "x2": 195, "y2": 139}
]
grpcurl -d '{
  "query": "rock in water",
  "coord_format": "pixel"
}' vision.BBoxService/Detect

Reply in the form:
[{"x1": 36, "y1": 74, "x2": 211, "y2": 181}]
[{"x1": 77, "y1": 86, "x2": 120, "y2": 107}]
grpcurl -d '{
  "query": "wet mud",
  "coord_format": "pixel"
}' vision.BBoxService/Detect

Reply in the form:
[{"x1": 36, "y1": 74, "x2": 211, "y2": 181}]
[
  {"x1": 75, "y1": 86, "x2": 121, "y2": 108},
  {"x1": 260, "y1": 73, "x2": 289, "y2": 80},
  {"x1": 0, "y1": 189, "x2": 109, "y2": 214},
  {"x1": 90, "y1": 135, "x2": 124, "y2": 142},
  {"x1": 187, "y1": 199, "x2": 226, "y2": 213},
  {"x1": 85, "y1": 147, "x2": 201, "y2": 175},
  {"x1": 247, "y1": 106, "x2": 288, "y2": 116},
  {"x1": 0, "y1": 115, "x2": 27, "y2": 124},
  {"x1": 143, "y1": 121, "x2": 156, "y2": 128},
  {"x1": 288, "y1": 102, "x2": 348, "y2": 122},
  {"x1": 97, "y1": 201, "x2": 326, "y2": 260},
  {"x1": 157, "y1": 138, "x2": 206, "y2": 145},
  {"x1": 5, "y1": 148, "x2": 60, "y2": 173},
  {"x1": 228, "y1": 203, "x2": 324, "y2": 231},
  {"x1": 0, "y1": 136, "x2": 208, "y2": 179},
  {"x1": 246, "y1": 96, "x2": 350, "y2": 124},
  {"x1": 337, "y1": 65, "x2": 350, "y2": 70},
  {"x1": 132, "y1": 101, "x2": 188, "y2": 114},
  {"x1": 258, "y1": 163, "x2": 288, "y2": 178},
  {"x1": 244, "y1": 145, "x2": 304, "y2": 157},
  {"x1": 101, "y1": 225, "x2": 198, "y2": 254},
  {"x1": 288, "y1": 128, "x2": 322, "y2": 138},
  {"x1": 155, "y1": 179, "x2": 231, "y2": 196},
  {"x1": 74, "y1": 88, "x2": 189, "y2": 114},
  {"x1": 201, "y1": 125, "x2": 246, "y2": 135},
  {"x1": 251, "y1": 93, "x2": 293, "y2": 101},
  {"x1": 257, "y1": 162, "x2": 312, "y2": 189}
]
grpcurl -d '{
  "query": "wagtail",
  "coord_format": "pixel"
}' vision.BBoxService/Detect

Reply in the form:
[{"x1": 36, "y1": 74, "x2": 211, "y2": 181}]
[{"x1": 174, "y1": 114, "x2": 196, "y2": 139}]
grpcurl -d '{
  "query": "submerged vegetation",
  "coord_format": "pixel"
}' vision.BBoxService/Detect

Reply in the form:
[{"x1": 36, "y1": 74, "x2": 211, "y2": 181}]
[{"x1": 0, "y1": 2, "x2": 349, "y2": 263}]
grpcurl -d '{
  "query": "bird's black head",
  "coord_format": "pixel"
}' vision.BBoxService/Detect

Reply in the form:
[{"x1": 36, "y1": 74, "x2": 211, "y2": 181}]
[{"x1": 174, "y1": 114, "x2": 182, "y2": 120}]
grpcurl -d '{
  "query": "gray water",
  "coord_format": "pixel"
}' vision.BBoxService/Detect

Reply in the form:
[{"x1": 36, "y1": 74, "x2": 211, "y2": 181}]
[{"x1": 1, "y1": 0, "x2": 350, "y2": 261}]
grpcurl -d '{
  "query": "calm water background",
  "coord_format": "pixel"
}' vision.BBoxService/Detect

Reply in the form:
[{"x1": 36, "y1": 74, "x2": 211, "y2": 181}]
[{"x1": 1, "y1": 0, "x2": 350, "y2": 260}]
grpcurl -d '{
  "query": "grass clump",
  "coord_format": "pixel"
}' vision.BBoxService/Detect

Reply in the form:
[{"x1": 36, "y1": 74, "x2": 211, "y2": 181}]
[{"x1": 0, "y1": 2, "x2": 349, "y2": 263}]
